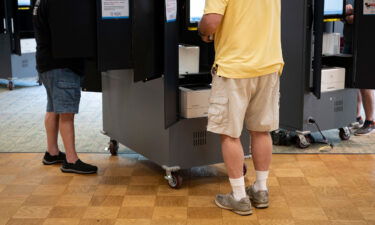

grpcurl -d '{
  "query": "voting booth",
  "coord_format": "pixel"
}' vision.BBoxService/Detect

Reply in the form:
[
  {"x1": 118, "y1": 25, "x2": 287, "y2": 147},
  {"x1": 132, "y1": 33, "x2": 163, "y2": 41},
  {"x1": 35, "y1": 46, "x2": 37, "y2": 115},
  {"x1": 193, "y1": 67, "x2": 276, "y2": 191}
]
[
  {"x1": 44, "y1": 0, "x2": 375, "y2": 187},
  {"x1": 273, "y1": 0, "x2": 375, "y2": 148},
  {"x1": 0, "y1": 0, "x2": 38, "y2": 90}
]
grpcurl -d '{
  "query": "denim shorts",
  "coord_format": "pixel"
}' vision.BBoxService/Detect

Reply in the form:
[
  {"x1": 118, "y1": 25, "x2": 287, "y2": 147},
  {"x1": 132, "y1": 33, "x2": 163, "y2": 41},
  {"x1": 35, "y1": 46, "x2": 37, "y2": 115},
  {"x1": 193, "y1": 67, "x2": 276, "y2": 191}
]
[{"x1": 39, "y1": 68, "x2": 82, "y2": 114}]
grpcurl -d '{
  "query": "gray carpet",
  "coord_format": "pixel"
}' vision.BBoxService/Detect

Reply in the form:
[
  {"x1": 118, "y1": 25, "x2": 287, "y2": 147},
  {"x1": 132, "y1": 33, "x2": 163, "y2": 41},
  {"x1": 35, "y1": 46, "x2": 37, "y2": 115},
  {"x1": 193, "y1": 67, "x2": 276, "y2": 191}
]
[{"x1": 1, "y1": 79, "x2": 374, "y2": 154}]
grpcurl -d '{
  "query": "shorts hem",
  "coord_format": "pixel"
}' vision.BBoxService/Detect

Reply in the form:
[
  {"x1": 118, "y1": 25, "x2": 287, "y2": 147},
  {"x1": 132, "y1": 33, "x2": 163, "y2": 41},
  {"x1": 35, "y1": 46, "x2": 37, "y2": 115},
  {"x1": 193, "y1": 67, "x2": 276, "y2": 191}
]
[
  {"x1": 207, "y1": 126, "x2": 241, "y2": 139},
  {"x1": 246, "y1": 125, "x2": 279, "y2": 132}
]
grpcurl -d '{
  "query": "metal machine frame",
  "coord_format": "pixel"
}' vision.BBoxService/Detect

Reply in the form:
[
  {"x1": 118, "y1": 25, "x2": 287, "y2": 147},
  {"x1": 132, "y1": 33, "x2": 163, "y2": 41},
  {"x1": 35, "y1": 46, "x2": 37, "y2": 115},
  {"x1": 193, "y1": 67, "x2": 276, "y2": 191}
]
[{"x1": 0, "y1": 0, "x2": 38, "y2": 90}]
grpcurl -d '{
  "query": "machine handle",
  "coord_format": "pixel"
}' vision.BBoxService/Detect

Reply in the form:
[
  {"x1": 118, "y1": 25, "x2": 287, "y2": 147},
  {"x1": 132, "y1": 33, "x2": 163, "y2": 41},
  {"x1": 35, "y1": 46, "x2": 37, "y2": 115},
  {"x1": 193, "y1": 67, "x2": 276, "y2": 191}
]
[
  {"x1": 10, "y1": 18, "x2": 14, "y2": 34},
  {"x1": 311, "y1": 0, "x2": 325, "y2": 99},
  {"x1": 2, "y1": 18, "x2": 7, "y2": 34}
]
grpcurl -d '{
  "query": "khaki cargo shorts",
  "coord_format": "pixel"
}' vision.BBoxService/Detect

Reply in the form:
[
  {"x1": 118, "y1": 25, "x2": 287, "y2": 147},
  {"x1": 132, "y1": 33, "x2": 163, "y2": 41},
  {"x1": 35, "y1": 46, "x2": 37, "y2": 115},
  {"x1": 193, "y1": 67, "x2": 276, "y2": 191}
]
[{"x1": 207, "y1": 72, "x2": 280, "y2": 138}]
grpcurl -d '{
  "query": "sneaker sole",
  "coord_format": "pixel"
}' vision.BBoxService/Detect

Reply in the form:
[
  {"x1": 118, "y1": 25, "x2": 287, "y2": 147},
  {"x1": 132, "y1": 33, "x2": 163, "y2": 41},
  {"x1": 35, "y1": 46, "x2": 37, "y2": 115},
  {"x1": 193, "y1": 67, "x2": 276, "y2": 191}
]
[
  {"x1": 60, "y1": 167, "x2": 97, "y2": 174},
  {"x1": 214, "y1": 199, "x2": 252, "y2": 216},
  {"x1": 42, "y1": 159, "x2": 64, "y2": 165},
  {"x1": 252, "y1": 202, "x2": 269, "y2": 209},
  {"x1": 354, "y1": 129, "x2": 375, "y2": 136}
]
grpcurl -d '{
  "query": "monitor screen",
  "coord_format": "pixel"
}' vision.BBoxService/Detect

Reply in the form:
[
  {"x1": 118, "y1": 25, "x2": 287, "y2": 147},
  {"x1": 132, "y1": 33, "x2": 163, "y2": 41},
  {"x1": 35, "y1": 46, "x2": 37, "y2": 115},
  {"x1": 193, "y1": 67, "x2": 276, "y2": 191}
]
[
  {"x1": 324, "y1": 0, "x2": 344, "y2": 16},
  {"x1": 190, "y1": 0, "x2": 205, "y2": 23},
  {"x1": 18, "y1": 0, "x2": 31, "y2": 6}
]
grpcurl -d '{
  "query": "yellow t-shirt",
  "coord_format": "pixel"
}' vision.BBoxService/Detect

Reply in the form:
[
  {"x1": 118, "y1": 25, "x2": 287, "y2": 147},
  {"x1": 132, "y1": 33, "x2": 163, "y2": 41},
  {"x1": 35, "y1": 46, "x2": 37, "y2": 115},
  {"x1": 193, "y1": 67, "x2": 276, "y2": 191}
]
[{"x1": 204, "y1": 0, "x2": 284, "y2": 78}]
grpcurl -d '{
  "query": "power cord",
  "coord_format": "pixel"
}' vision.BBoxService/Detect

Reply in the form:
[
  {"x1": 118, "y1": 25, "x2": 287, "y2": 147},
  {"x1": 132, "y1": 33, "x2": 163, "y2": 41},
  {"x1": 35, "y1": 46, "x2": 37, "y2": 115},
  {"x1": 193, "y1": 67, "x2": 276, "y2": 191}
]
[{"x1": 308, "y1": 118, "x2": 334, "y2": 149}]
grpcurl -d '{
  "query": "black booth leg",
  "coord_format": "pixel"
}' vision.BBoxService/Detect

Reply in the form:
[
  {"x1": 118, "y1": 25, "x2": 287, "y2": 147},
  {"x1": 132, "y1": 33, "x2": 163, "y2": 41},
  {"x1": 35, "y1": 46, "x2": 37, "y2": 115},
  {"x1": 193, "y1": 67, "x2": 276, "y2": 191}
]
[
  {"x1": 108, "y1": 139, "x2": 119, "y2": 156},
  {"x1": 7, "y1": 81, "x2": 14, "y2": 90}
]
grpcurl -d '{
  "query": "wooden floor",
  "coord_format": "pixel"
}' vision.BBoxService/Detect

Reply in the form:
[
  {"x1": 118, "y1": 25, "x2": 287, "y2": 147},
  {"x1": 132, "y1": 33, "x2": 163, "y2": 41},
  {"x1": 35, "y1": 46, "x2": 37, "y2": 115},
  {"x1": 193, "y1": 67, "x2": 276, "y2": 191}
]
[{"x1": 0, "y1": 153, "x2": 374, "y2": 225}]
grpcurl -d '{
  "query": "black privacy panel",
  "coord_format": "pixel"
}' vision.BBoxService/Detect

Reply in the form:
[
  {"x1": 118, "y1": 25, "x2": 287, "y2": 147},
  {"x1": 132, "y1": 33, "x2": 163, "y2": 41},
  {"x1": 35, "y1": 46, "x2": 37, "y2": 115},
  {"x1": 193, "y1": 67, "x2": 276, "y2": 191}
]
[
  {"x1": 132, "y1": 0, "x2": 164, "y2": 82},
  {"x1": 82, "y1": 59, "x2": 102, "y2": 92},
  {"x1": 164, "y1": 20, "x2": 179, "y2": 128},
  {"x1": 96, "y1": 0, "x2": 132, "y2": 71},
  {"x1": 48, "y1": 0, "x2": 96, "y2": 58},
  {"x1": 353, "y1": 0, "x2": 375, "y2": 89}
]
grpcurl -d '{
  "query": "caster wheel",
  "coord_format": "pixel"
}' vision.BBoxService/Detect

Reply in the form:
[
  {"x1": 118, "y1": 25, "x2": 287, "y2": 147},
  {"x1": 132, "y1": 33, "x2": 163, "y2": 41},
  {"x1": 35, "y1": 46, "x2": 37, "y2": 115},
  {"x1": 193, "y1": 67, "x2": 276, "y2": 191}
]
[
  {"x1": 168, "y1": 172, "x2": 183, "y2": 189},
  {"x1": 243, "y1": 163, "x2": 248, "y2": 176},
  {"x1": 339, "y1": 127, "x2": 351, "y2": 141},
  {"x1": 7, "y1": 81, "x2": 14, "y2": 90},
  {"x1": 38, "y1": 80, "x2": 42, "y2": 86},
  {"x1": 108, "y1": 140, "x2": 119, "y2": 156},
  {"x1": 296, "y1": 134, "x2": 310, "y2": 149}
]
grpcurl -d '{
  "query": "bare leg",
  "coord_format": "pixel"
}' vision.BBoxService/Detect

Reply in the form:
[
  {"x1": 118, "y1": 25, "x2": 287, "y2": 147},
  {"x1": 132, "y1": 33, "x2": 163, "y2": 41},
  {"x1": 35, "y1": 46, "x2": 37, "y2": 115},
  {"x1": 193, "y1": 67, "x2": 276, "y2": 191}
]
[
  {"x1": 357, "y1": 90, "x2": 362, "y2": 118},
  {"x1": 45, "y1": 112, "x2": 60, "y2": 156},
  {"x1": 250, "y1": 131, "x2": 272, "y2": 171},
  {"x1": 360, "y1": 89, "x2": 374, "y2": 121},
  {"x1": 221, "y1": 135, "x2": 244, "y2": 179},
  {"x1": 59, "y1": 113, "x2": 79, "y2": 163}
]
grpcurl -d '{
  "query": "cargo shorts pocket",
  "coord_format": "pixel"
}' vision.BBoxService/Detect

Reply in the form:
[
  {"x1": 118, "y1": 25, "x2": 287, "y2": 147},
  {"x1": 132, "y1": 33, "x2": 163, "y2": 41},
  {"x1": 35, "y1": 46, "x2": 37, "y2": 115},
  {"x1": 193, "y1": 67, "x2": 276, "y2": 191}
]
[
  {"x1": 208, "y1": 96, "x2": 229, "y2": 124},
  {"x1": 56, "y1": 80, "x2": 81, "y2": 103}
]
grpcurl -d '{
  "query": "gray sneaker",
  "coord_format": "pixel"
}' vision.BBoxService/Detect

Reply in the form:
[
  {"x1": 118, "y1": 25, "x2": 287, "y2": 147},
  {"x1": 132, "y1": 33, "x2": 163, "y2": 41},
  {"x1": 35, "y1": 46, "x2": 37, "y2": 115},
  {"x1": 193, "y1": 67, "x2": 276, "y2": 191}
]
[
  {"x1": 354, "y1": 120, "x2": 375, "y2": 136},
  {"x1": 214, "y1": 193, "x2": 252, "y2": 216},
  {"x1": 246, "y1": 185, "x2": 269, "y2": 209}
]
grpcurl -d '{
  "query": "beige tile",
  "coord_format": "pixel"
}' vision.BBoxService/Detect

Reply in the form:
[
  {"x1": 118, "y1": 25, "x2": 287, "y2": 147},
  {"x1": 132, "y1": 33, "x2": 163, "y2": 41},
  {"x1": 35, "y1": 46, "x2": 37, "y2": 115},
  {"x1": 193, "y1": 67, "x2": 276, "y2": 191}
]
[
  {"x1": 23, "y1": 195, "x2": 60, "y2": 206},
  {"x1": 83, "y1": 207, "x2": 120, "y2": 219},
  {"x1": 0, "y1": 205, "x2": 21, "y2": 219},
  {"x1": 126, "y1": 185, "x2": 158, "y2": 195},
  {"x1": 79, "y1": 219, "x2": 116, "y2": 225},
  {"x1": 90, "y1": 195, "x2": 124, "y2": 207},
  {"x1": 40, "y1": 176, "x2": 73, "y2": 185},
  {"x1": 48, "y1": 206, "x2": 87, "y2": 218},
  {"x1": 277, "y1": 177, "x2": 308, "y2": 186},
  {"x1": 94, "y1": 185, "x2": 128, "y2": 196},
  {"x1": 152, "y1": 207, "x2": 188, "y2": 220},
  {"x1": 0, "y1": 195, "x2": 27, "y2": 207},
  {"x1": 294, "y1": 221, "x2": 331, "y2": 225},
  {"x1": 187, "y1": 207, "x2": 221, "y2": 219},
  {"x1": 273, "y1": 169, "x2": 304, "y2": 177},
  {"x1": 0, "y1": 185, "x2": 37, "y2": 196},
  {"x1": 129, "y1": 176, "x2": 163, "y2": 185},
  {"x1": 289, "y1": 207, "x2": 328, "y2": 220},
  {"x1": 43, "y1": 218, "x2": 80, "y2": 225},
  {"x1": 330, "y1": 221, "x2": 367, "y2": 225},
  {"x1": 358, "y1": 207, "x2": 375, "y2": 220},
  {"x1": 114, "y1": 219, "x2": 151, "y2": 225},
  {"x1": 104, "y1": 168, "x2": 134, "y2": 177},
  {"x1": 13, "y1": 206, "x2": 52, "y2": 218},
  {"x1": 323, "y1": 207, "x2": 364, "y2": 220},
  {"x1": 187, "y1": 219, "x2": 223, "y2": 225},
  {"x1": 122, "y1": 196, "x2": 156, "y2": 207},
  {"x1": 188, "y1": 196, "x2": 216, "y2": 208},
  {"x1": 306, "y1": 177, "x2": 339, "y2": 187},
  {"x1": 0, "y1": 218, "x2": 9, "y2": 225},
  {"x1": 5, "y1": 219, "x2": 45, "y2": 225},
  {"x1": 155, "y1": 196, "x2": 188, "y2": 207},
  {"x1": 32, "y1": 185, "x2": 67, "y2": 195},
  {"x1": 118, "y1": 207, "x2": 154, "y2": 219},
  {"x1": 99, "y1": 176, "x2": 130, "y2": 185},
  {"x1": 56, "y1": 195, "x2": 92, "y2": 206},
  {"x1": 255, "y1": 207, "x2": 293, "y2": 220},
  {"x1": 150, "y1": 219, "x2": 187, "y2": 225},
  {"x1": 0, "y1": 175, "x2": 16, "y2": 184},
  {"x1": 258, "y1": 220, "x2": 294, "y2": 225},
  {"x1": 64, "y1": 185, "x2": 97, "y2": 195}
]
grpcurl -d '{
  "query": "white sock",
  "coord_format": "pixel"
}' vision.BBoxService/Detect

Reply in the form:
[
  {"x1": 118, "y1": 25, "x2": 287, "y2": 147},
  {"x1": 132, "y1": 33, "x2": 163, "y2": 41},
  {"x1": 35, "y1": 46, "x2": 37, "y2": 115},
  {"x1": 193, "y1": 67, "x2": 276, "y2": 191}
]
[
  {"x1": 253, "y1": 171, "x2": 269, "y2": 192},
  {"x1": 229, "y1": 177, "x2": 247, "y2": 201}
]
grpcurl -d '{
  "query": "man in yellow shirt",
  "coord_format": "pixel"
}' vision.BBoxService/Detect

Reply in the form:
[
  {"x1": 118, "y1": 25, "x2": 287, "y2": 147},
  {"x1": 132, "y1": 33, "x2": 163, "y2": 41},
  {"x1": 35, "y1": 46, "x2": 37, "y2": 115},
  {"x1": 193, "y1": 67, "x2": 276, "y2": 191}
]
[{"x1": 199, "y1": 0, "x2": 284, "y2": 215}]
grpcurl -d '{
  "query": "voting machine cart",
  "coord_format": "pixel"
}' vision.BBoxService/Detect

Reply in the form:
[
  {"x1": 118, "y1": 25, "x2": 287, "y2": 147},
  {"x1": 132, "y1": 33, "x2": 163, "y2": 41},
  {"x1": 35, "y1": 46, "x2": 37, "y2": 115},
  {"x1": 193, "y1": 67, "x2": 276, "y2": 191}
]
[
  {"x1": 0, "y1": 0, "x2": 38, "y2": 90},
  {"x1": 273, "y1": 0, "x2": 375, "y2": 148}
]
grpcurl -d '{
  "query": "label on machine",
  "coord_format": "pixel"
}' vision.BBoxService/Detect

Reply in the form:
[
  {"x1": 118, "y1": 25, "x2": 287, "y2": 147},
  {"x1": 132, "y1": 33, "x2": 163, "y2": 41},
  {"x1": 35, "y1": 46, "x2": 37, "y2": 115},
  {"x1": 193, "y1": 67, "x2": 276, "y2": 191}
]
[
  {"x1": 364, "y1": 0, "x2": 375, "y2": 15},
  {"x1": 165, "y1": 0, "x2": 177, "y2": 22},
  {"x1": 101, "y1": 0, "x2": 129, "y2": 19}
]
